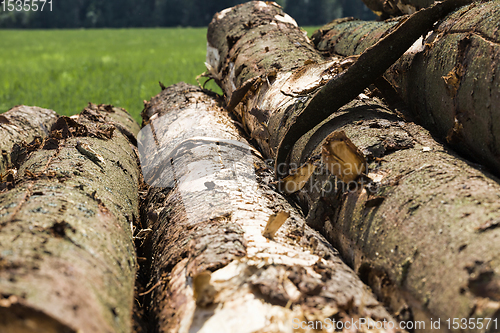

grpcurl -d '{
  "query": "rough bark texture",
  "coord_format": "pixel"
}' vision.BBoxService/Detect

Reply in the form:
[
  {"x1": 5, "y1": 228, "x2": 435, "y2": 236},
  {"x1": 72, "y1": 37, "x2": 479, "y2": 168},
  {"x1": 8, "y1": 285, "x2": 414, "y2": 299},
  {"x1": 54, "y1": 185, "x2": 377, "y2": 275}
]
[
  {"x1": 0, "y1": 104, "x2": 140, "y2": 333},
  {"x1": 313, "y1": 1, "x2": 500, "y2": 176},
  {"x1": 304, "y1": 104, "x2": 500, "y2": 333},
  {"x1": 208, "y1": 0, "x2": 473, "y2": 179},
  {"x1": 362, "y1": 0, "x2": 436, "y2": 17},
  {"x1": 312, "y1": 18, "x2": 399, "y2": 61},
  {"x1": 274, "y1": 0, "x2": 474, "y2": 178},
  {"x1": 206, "y1": 1, "x2": 322, "y2": 113},
  {"x1": 208, "y1": 2, "x2": 500, "y2": 332},
  {"x1": 138, "y1": 83, "x2": 403, "y2": 333},
  {"x1": 206, "y1": 1, "x2": 340, "y2": 163},
  {"x1": 0, "y1": 105, "x2": 58, "y2": 174}
]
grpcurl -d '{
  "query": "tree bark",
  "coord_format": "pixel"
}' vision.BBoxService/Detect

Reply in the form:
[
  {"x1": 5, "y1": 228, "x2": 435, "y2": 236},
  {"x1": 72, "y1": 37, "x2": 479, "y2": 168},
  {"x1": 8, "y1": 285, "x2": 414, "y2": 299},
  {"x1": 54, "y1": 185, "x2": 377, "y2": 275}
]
[
  {"x1": 0, "y1": 104, "x2": 140, "y2": 333},
  {"x1": 207, "y1": 2, "x2": 500, "y2": 332},
  {"x1": 362, "y1": 0, "x2": 437, "y2": 17},
  {"x1": 0, "y1": 105, "x2": 58, "y2": 174},
  {"x1": 208, "y1": 0, "x2": 473, "y2": 179},
  {"x1": 313, "y1": 1, "x2": 500, "y2": 175},
  {"x1": 138, "y1": 82, "x2": 403, "y2": 333}
]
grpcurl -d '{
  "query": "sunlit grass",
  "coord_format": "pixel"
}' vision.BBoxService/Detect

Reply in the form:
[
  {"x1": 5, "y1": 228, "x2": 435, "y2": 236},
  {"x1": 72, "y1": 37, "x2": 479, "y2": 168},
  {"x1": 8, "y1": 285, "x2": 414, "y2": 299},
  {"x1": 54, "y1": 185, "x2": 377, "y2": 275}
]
[
  {"x1": 0, "y1": 28, "x2": 213, "y2": 121},
  {"x1": 0, "y1": 26, "x2": 320, "y2": 122}
]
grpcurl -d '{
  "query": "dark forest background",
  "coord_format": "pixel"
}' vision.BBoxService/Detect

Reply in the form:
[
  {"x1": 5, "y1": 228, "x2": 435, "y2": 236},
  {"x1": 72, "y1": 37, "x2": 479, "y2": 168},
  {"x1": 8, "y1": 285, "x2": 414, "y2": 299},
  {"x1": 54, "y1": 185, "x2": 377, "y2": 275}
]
[{"x1": 0, "y1": 0, "x2": 375, "y2": 28}]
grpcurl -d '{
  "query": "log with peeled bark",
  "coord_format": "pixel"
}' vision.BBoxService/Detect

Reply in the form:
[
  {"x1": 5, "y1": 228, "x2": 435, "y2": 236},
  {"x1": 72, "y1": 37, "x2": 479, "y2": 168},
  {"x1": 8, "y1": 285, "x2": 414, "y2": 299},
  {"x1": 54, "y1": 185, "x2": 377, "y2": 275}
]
[
  {"x1": 207, "y1": 0, "x2": 473, "y2": 179},
  {"x1": 0, "y1": 104, "x2": 141, "y2": 333},
  {"x1": 207, "y1": 2, "x2": 500, "y2": 332},
  {"x1": 0, "y1": 105, "x2": 59, "y2": 174},
  {"x1": 138, "y1": 82, "x2": 404, "y2": 333},
  {"x1": 313, "y1": 1, "x2": 500, "y2": 175}
]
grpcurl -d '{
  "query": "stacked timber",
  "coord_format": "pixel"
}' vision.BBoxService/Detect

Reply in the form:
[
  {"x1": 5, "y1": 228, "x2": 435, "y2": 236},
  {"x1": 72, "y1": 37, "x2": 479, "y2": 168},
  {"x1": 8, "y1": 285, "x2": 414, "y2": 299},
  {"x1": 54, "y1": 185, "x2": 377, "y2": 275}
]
[
  {"x1": 313, "y1": 1, "x2": 500, "y2": 174},
  {"x1": 0, "y1": 104, "x2": 141, "y2": 333},
  {"x1": 207, "y1": 1, "x2": 500, "y2": 332},
  {"x1": 1, "y1": 1, "x2": 499, "y2": 332}
]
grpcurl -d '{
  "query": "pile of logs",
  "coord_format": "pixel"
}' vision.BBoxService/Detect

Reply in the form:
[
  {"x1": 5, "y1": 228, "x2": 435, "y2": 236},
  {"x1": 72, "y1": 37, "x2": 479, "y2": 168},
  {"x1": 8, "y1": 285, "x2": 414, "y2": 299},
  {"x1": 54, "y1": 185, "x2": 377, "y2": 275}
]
[{"x1": 0, "y1": 1, "x2": 499, "y2": 332}]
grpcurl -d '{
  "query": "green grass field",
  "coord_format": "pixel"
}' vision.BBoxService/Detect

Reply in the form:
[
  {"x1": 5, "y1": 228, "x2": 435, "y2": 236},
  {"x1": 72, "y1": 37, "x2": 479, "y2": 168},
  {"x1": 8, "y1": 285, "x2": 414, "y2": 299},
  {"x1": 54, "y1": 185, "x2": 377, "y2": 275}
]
[{"x1": 0, "y1": 27, "x2": 318, "y2": 122}]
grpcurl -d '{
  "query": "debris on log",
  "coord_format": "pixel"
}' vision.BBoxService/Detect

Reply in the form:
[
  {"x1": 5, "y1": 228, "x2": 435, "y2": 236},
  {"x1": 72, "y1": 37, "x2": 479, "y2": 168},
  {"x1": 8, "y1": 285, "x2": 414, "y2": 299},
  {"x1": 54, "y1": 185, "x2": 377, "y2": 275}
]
[
  {"x1": 0, "y1": 104, "x2": 140, "y2": 333},
  {"x1": 138, "y1": 82, "x2": 404, "y2": 333},
  {"x1": 0, "y1": 105, "x2": 58, "y2": 174},
  {"x1": 207, "y1": 1, "x2": 500, "y2": 331},
  {"x1": 313, "y1": 1, "x2": 500, "y2": 175}
]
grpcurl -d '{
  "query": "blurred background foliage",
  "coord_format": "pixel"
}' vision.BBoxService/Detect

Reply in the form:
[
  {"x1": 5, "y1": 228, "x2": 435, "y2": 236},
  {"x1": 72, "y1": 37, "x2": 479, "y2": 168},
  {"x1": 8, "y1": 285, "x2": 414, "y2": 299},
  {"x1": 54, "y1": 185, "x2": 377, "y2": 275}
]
[{"x1": 0, "y1": 0, "x2": 375, "y2": 28}]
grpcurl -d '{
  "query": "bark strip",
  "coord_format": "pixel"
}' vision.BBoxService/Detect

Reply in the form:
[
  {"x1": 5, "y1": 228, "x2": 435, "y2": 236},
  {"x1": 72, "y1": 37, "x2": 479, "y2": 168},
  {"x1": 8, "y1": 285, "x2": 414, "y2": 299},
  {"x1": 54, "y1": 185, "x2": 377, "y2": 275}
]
[
  {"x1": 313, "y1": 1, "x2": 500, "y2": 175},
  {"x1": 138, "y1": 82, "x2": 403, "y2": 333},
  {"x1": 0, "y1": 105, "x2": 58, "y2": 174},
  {"x1": 0, "y1": 104, "x2": 140, "y2": 333},
  {"x1": 208, "y1": 2, "x2": 500, "y2": 332}
]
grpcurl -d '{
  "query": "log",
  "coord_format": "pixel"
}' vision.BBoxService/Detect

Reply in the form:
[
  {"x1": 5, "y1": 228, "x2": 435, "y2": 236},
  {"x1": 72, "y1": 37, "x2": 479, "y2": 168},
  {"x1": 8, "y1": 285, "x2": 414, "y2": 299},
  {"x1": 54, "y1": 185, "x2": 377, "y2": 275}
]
[
  {"x1": 0, "y1": 104, "x2": 140, "y2": 333},
  {"x1": 0, "y1": 105, "x2": 58, "y2": 174},
  {"x1": 138, "y1": 82, "x2": 403, "y2": 333},
  {"x1": 207, "y1": 2, "x2": 500, "y2": 332},
  {"x1": 208, "y1": 0, "x2": 473, "y2": 178},
  {"x1": 362, "y1": 0, "x2": 437, "y2": 18},
  {"x1": 313, "y1": 1, "x2": 500, "y2": 175},
  {"x1": 274, "y1": 0, "x2": 473, "y2": 178}
]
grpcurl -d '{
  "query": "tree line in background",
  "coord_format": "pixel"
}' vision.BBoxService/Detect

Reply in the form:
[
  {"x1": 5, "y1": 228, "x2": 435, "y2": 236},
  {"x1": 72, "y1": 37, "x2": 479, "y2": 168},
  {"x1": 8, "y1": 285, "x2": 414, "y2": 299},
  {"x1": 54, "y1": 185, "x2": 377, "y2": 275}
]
[{"x1": 0, "y1": 0, "x2": 375, "y2": 29}]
